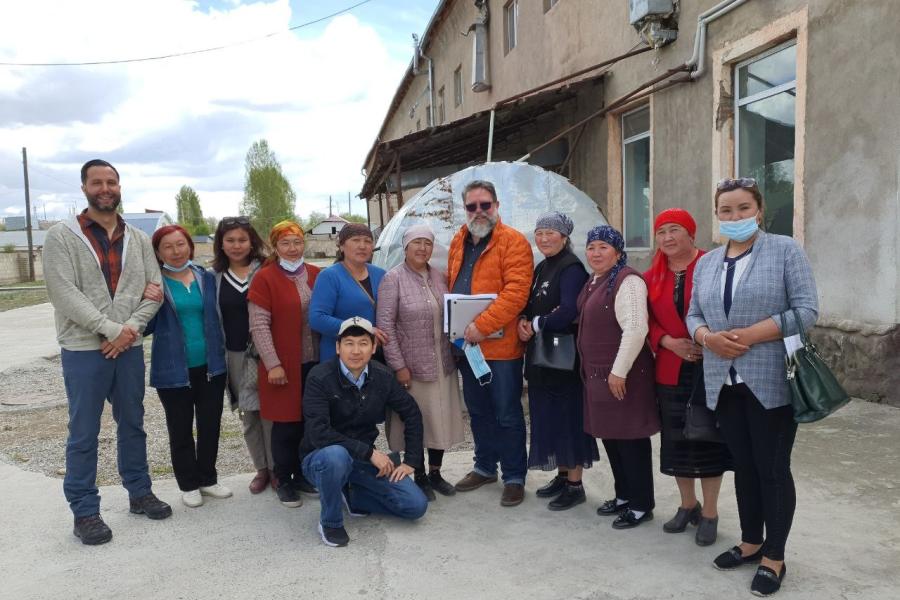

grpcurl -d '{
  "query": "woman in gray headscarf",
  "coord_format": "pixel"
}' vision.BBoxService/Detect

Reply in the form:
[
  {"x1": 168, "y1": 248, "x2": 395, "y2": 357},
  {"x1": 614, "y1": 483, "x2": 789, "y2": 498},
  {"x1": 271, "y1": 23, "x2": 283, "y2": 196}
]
[
  {"x1": 517, "y1": 212, "x2": 599, "y2": 511},
  {"x1": 376, "y1": 223, "x2": 465, "y2": 501}
]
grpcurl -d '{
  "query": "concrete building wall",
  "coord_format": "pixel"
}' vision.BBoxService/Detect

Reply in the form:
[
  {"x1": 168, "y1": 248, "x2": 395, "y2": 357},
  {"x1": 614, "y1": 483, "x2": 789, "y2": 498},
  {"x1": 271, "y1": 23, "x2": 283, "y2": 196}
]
[
  {"x1": 0, "y1": 252, "x2": 44, "y2": 285},
  {"x1": 372, "y1": 0, "x2": 900, "y2": 402}
]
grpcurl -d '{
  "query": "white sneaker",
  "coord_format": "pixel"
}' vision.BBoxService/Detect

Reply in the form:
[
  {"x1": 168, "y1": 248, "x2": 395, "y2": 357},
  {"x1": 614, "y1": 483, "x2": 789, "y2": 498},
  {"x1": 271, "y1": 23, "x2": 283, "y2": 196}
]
[
  {"x1": 199, "y1": 483, "x2": 233, "y2": 499},
  {"x1": 182, "y1": 489, "x2": 203, "y2": 508}
]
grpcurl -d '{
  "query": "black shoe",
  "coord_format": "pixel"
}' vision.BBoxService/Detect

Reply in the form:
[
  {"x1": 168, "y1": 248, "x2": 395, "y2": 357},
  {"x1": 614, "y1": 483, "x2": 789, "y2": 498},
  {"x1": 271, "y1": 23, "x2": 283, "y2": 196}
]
[
  {"x1": 612, "y1": 509, "x2": 654, "y2": 529},
  {"x1": 713, "y1": 545, "x2": 765, "y2": 570},
  {"x1": 663, "y1": 502, "x2": 701, "y2": 533},
  {"x1": 535, "y1": 474, "x2": 567, "y2": 498},
  {"x1": 751, "y1": 564, "x2": 786, "y2": 597},
  {"x1": 414, "y1": 473, "x2": 436, "y2": 501},
  {"x1": 295, "y1": 475, "x2": 318, "y2": 496},
  {"x1": 73, "y1": 514, "x2": 112, "y2": 545},
  {"x1": 695, "y1": 516, "x2": 719, "y2": 546},
  {"x1": 428, "y1": 470, "x2": 456, "y2": 496},
  {"x1": 596, "y1": 498, "x2": 629, "y2": 516},
  {"x1": 341, "y1": 485, "x2": 370, "y2": 517},
  {"x1": 548, "y1": 483, "x2": 586, "y2": 511},
  {"x1": 276, "y1": 483, "x2": 302, "y2": 508},
  {"x1": 129, "y1": 493, "x2": 173, "y2": 520},
  {"x1": 318, "y1": 522, "x2": 349, "y2": 547}
]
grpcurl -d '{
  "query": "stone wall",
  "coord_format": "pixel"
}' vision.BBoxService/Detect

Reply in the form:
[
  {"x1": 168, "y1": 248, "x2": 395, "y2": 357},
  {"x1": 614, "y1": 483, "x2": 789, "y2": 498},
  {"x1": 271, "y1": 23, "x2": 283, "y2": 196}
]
[
  {"x1": 812, "y1": 323, "x2": 900, "y2": 407},
  {"x1": 0, "y1": 252, "x2": 43, "y2": 285}
]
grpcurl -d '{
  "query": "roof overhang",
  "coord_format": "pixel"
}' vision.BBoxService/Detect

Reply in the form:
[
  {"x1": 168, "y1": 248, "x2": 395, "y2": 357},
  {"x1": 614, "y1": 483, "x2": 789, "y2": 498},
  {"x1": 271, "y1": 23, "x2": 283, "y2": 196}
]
[{"x1": 360, "y1": 74, "x2": 603, "y2": 199}]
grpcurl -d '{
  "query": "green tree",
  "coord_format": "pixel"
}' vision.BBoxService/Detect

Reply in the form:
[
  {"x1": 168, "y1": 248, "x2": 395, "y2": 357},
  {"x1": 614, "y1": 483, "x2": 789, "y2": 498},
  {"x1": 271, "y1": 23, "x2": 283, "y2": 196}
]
[
  {"x1": 205, "y1": 216, "x2": 219, "y2": 235},
  {"x1": 339, "y1": 212, "x2": 367, "y2": 224},
  {"x1": 240, "y1": 140, "x2": 296, "y2": 234},
  {"x1": 175, "y1": 185, "x2": 209, "y2": 235}
]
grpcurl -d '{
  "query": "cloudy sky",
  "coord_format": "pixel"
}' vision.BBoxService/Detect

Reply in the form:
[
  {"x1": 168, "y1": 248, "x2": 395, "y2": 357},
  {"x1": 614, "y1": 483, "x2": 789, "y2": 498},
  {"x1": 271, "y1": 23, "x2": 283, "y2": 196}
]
[{"x1": 0, "y1": 0, "x2": 436, "y2": 222}]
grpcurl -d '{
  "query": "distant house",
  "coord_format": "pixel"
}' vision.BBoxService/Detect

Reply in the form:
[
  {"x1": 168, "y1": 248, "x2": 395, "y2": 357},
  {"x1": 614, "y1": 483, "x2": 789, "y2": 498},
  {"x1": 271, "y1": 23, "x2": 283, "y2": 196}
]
[
  {"x1": 122, "y1": 211, "x2": 173, "y2": 237},
  {"x1": 309, "y1": 215, "x2": 349, "y2": 236}
]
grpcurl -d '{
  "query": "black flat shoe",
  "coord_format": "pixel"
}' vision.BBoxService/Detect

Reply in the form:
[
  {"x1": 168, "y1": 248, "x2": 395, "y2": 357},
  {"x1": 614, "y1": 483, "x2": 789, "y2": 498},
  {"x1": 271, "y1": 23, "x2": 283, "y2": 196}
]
[
  {"x1": 612, "y1": 509, "x2": 653, "y2": 529},
  {"x1": 428, "y1": 470, "x2": 456, "y2": 497},
  {"x1": 713, "y1": 545, "x2": 764, "y2": 570},
  {"x1": 414, "y1": 473, "x2": 436, "y2": 501},
  {"x1": 596, "y1": 498, "x2": 628, "y2": 516},
  {"x1": 548, "y1": 484, "x2": 586, "y2": 511},
  {"x1": 663, "y1": 502, "x2": 701, "y2": 533},
  {"x1": 751, "y1": 565, "x2": 786, "y2": 597},
  {"x1": 535, "y1": 475, "x2": 567, "y2": 498}
]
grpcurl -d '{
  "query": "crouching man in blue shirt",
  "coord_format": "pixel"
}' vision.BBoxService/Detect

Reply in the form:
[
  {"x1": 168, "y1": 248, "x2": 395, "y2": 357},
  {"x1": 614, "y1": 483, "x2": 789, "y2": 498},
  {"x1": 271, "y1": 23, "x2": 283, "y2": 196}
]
[{"x1": 300, "y1": 317, "x2": 428, "y2": 547}]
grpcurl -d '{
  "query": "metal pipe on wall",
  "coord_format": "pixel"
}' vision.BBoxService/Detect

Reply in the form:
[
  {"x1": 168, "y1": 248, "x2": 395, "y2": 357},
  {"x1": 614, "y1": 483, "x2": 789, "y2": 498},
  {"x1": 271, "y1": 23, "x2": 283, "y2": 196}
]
[{"x1": 685, "y1": 0, "x2": 752, "y2": 79}]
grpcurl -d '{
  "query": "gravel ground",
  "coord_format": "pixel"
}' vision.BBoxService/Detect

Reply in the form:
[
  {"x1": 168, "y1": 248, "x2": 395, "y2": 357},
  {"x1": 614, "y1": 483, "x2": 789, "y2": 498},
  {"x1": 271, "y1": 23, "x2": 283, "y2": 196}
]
[{"x1": 0, "y1": 347, "x2": 480, "y2": 487}]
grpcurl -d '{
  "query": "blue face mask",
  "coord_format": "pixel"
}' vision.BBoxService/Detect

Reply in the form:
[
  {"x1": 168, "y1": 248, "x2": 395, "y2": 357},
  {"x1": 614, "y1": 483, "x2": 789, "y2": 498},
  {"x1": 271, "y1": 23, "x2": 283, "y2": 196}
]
[
  {"x1": 718, "y1": 214, "x2": 759, "y2": 242},
  {"x1": 279, "y1": 257, "x2": 304, "y2": 272},
  {"x1": 463, "y1": 342, "x2": 492, "y2": 386},
  {"x1": 162, "y1": 260, "x2": 193, "y2": 273}
]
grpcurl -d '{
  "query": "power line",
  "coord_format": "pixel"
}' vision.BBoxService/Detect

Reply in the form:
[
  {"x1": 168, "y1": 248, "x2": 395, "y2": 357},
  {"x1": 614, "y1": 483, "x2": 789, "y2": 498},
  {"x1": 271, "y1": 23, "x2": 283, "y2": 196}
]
[{"x1": 0, "y1": 0, "x2": 373, "y2": 67}]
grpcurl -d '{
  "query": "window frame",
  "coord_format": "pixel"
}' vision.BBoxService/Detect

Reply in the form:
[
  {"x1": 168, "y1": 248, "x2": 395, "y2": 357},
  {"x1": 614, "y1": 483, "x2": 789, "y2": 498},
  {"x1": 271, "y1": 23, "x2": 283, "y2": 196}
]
[
  {"x1": 437, "y1": 86, "x2": 446, "y2": 125},
  {"x1": 504, "y1": 0, "x2": 519, "y2": 55},
  {"x1": 710, "y1": 8, "x2": 808, "y2": 245},
  {"x1": 543, "y1": 0, "x2": 559, "y2": 13},
  {"x1": 453, "y1": 65, "x2": 463, "y2": 107},
  {"x1": 621, "y1": 105, "x2": 653, "y2": 251},
  {"x1": 733, "y1": 39, "x2": 798, "y2": 186}
]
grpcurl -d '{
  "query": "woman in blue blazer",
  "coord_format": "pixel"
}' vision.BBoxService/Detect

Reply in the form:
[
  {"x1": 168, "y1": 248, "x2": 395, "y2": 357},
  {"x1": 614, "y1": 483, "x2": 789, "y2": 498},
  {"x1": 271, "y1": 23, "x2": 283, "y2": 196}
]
[
  {"x1": 146, "y1": 225, "x2": 229, "y2": 510},
  {"x1": 686, "y1": 178, "x2": 818, "y2": 597},
  {"x1": 309, "y1": 224, "x2": 386, "y2": 361}
]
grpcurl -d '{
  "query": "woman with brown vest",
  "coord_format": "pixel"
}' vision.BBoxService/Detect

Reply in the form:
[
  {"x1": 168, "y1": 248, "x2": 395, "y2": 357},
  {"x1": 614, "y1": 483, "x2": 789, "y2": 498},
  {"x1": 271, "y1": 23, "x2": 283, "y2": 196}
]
[{"x1": 577, "y1": 225, "x2": 659, "y2": 530}]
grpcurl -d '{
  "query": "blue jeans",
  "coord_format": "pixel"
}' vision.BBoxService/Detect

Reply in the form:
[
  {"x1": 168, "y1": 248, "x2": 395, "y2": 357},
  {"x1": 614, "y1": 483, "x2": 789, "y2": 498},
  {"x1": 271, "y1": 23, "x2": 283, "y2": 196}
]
[
  {"x1": 302, "y1": 445, "x2": 428, "y2": 529},
  {"x1": 61, "y1": 347, "x2": 152, "y2": 517},
  {"x1": 458, "y1": 357, "x2": 527, "y2": 485}
]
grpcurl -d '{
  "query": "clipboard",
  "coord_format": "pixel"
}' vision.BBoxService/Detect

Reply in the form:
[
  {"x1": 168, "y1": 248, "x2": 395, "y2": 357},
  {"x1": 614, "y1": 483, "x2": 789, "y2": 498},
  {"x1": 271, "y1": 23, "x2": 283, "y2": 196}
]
[{"x1": 444, "y1": 294, "x2": 504, "y2": 339}]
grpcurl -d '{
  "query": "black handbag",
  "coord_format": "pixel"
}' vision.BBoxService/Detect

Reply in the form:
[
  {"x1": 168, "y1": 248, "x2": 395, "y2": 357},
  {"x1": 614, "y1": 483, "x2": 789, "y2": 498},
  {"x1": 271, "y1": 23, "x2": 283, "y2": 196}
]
[
  {"x1": 683, "y1": 365, "x2": 725, "y2": 443},
  {"x1": 784, "y1": 308, "x2": 851, "y2": 423},
  {"x1": 529, "y1": 329, "x2": 577, "y2": 372}
]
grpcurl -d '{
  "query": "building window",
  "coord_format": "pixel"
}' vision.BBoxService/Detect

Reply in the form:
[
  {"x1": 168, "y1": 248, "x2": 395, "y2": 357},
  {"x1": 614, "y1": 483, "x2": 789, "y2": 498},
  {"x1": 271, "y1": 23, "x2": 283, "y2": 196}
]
[
  {"x1": 734, "y1": 40, "x2": 797, "y2": 236},
  {"x1": 622, "y1": 106, "x2": 651, "y2": 250},
  {"x1": 425, "y1": 105, "x2": 432, "y2": 127},
  {"x1": 543, "y1": 0, "x2": 559, "y2": 13},
  {"x1": 453, "y1": 65, "x2": 463, "y2": 107},
  {"x1": 437, "y1": 87, "x2": 445, "y2": 125},
  {"x1": 416, "y1": 119, "x2": 421, "y2": 131},
  {"x1": 504, "y1": 0, "x2": 518, "y2": 54}
]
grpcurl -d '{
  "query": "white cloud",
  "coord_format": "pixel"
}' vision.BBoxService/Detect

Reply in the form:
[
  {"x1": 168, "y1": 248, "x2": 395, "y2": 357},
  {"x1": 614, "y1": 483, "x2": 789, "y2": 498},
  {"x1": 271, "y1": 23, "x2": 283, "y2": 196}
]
[{"x1": 0, "y1": 0, "x2": 410, "y2": 222}]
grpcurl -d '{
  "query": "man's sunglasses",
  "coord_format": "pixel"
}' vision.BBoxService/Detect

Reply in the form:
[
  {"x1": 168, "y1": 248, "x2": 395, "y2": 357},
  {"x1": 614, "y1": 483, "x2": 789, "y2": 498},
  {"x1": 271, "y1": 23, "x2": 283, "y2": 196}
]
[
  {"x1": 464, "y1": 201, "x2": 494, "y2": 213},
  {"x1": 716, "y1": 177, "x2": 758, "y2": 192},
  {"x1": 220, "y1": 216, "x2": 251, "y2": 226}
]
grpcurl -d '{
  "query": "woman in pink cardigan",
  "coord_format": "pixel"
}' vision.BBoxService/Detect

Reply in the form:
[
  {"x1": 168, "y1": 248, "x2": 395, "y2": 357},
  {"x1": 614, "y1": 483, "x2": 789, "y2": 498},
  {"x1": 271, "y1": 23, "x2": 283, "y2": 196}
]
[{"x1": 376, "y1": 224, "x2": 465, "y2": 501}]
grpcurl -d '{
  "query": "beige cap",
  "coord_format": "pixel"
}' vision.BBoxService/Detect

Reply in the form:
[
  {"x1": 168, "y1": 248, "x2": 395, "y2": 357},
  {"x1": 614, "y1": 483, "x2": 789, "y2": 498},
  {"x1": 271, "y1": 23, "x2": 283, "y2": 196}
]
[{"x1": 338, "y1": 316, "x2": 375, "y2": 337}]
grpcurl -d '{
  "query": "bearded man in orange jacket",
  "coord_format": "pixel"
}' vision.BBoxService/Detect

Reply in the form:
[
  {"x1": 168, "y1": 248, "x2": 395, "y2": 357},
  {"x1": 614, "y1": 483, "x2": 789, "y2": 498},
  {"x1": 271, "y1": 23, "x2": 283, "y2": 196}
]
[{"x1": 448, "y1": 180, "x2": 533, "y2": 507}]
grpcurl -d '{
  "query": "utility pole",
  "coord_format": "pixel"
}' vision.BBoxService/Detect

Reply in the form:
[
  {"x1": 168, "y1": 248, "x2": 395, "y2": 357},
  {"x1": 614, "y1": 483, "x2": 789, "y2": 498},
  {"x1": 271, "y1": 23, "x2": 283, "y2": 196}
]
[
  {"x1": 347, "y1": 191, "x2": 351, "y2": 216},
  {"x1": 21, "y1": 147, "x2": 35, "y2": 282},
  {"x1": 329, "y1": 195, "x2": 333, "y2": 216}
]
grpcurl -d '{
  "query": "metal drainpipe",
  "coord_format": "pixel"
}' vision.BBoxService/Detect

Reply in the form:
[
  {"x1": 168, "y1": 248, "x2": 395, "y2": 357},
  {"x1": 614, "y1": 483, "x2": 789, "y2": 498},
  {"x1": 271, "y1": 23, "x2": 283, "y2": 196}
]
[
  {"x1": 486, "y1": 108, "x2": 496, "y2": 162},
  {"x1": 412, "y1": 34, "x2": 435, "y2": 126},
  {"x1": 685, "y1": 0, "x2": 752, "y2": 80}
]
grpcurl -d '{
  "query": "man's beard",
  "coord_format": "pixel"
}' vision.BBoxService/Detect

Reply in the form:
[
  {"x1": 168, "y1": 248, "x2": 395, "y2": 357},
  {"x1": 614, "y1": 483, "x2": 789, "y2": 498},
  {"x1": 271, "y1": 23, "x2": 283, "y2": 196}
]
[
  {"x1": 85, "y1": 190, "x2": 121, "y2": 213},
  {"x1": 467, "y1": 214, "x2": 497, "y2": 239}
]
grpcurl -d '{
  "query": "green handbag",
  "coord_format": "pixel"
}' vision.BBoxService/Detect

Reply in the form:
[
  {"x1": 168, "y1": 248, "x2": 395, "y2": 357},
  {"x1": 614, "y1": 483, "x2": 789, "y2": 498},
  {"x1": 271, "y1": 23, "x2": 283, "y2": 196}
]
[{"x1": 784, "y1": 308, "x2": 850, "y2": 423}]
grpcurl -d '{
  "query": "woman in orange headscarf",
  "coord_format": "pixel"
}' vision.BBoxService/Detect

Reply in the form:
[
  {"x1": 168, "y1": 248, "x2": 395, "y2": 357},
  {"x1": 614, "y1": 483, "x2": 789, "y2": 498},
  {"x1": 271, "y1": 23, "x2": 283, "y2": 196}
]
[
  {"x1": 248, "y1": 220, "x2": 321, "y2": 508},
  {"x1": 645, "y1": 208, "x2": 731, "y2": 546}
]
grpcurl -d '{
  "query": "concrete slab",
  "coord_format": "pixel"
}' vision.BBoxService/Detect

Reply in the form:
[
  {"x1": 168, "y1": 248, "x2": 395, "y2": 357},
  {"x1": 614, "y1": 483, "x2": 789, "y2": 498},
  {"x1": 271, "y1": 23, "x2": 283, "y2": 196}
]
[
  {"x1": 0, "y1": 302, "x2": 57, "y2": 373},
  {"x1": 1, "y1": 401, "x2": 897, "y2": 600}
]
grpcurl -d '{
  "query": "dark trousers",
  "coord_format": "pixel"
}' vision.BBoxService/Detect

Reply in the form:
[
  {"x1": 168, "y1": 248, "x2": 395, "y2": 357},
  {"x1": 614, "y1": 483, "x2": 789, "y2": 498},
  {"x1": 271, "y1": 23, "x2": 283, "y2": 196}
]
[
  {"x1": 61, "y1": 347, "x2": 151, "y2": 517},
  {"x1": 157, "y1": 366, "x2": 226, "y2": 492},
  {"x1": 716, "y1": 384, "x2": 797, "y2": 561},
  {"x1": 601, "y1": 438, "x2": 655, "y2": 512},
  {"x1": 271, "y1": 420, "x2": 304, "y2": 485}
]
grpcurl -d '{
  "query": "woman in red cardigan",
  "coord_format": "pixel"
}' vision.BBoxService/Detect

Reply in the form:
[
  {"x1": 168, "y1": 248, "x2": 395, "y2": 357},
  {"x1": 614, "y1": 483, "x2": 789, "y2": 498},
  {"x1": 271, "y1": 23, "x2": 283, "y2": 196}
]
[
  {"x1": 248, "y1": 221, "x2": 321, "y2": 508},
  {"x1": 646, "y1": 209, "x2": 731, "y2": 546}
]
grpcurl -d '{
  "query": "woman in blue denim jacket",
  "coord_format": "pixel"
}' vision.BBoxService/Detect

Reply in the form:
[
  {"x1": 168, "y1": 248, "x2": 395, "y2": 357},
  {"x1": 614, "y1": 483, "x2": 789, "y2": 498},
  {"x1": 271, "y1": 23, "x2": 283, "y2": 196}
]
[{"x1": 145, "y1": 225, "x2": 229, "y2": 510}]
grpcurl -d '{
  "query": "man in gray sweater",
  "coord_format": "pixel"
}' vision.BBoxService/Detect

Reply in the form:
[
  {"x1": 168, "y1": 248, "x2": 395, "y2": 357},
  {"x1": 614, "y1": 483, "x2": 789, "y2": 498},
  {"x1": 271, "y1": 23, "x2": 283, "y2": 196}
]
[{"x1": 43, "y1": 159, "x2": 171, "y2": 545}]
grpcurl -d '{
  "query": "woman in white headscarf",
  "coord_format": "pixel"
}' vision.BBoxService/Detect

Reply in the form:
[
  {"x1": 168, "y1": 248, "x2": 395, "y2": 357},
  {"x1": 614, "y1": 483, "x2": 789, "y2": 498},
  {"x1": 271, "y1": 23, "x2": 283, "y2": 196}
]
[{"x1": 376, "y1": 224, "x2": 465, "y2": 501}]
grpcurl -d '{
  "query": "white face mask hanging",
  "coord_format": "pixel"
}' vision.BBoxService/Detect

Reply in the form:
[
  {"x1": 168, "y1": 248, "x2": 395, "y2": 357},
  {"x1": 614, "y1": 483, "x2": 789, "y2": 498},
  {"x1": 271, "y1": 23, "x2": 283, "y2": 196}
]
[{"x1": 463, "y1": 342, "x2": 492, "y2": 386}]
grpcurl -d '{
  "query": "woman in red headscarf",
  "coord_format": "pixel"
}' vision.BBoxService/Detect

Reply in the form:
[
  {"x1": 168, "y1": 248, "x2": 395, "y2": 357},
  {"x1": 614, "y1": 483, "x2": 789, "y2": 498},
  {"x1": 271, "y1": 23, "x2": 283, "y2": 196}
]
[{"x1": 645, "y1": 208, "x2": 731, "y2": 546}]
